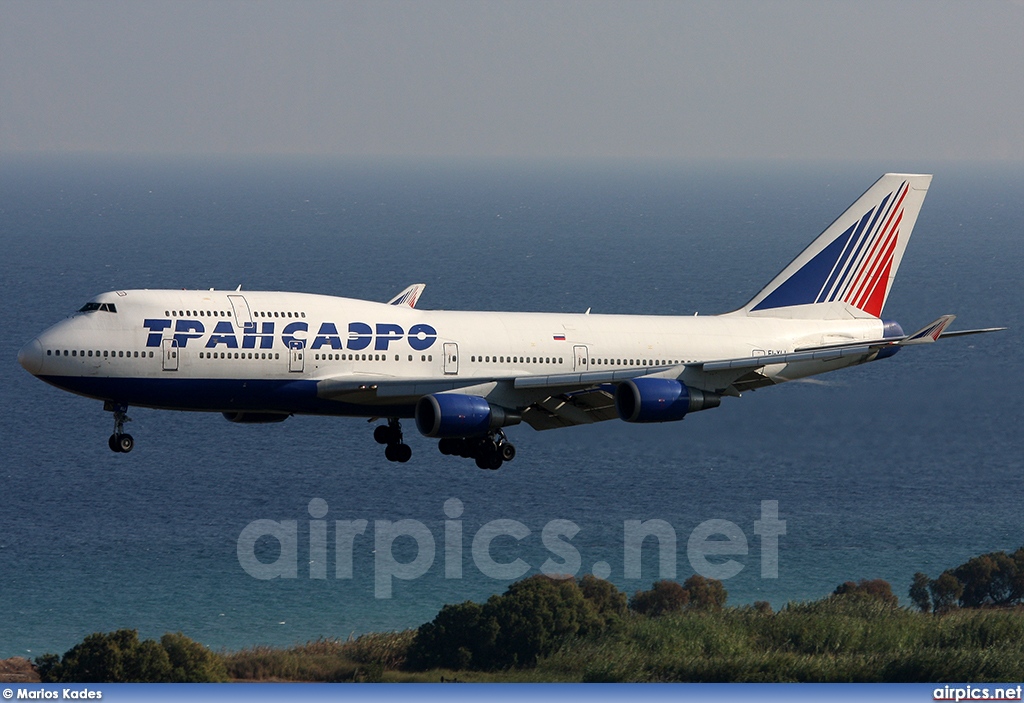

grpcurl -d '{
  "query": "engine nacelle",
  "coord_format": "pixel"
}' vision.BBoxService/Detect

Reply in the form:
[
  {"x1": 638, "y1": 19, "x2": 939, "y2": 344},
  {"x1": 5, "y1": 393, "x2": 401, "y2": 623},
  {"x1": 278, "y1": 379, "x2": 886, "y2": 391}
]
[
  {"x1": 222, "y1": 412, "x2": 290, "y2": 424},
  {"x1": 415, "y1": 394, "x2": 521, "y2": 438},
  {"x1": 615, "y1": 378, "x2": 721, "y2": 423}
]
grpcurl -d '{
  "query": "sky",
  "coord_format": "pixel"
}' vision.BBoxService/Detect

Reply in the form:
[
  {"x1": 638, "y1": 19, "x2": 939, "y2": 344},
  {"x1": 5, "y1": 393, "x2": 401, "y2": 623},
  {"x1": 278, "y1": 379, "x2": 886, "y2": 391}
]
[{"x1": 1, "y1": 0, "x2": 1021, "y2": 161}]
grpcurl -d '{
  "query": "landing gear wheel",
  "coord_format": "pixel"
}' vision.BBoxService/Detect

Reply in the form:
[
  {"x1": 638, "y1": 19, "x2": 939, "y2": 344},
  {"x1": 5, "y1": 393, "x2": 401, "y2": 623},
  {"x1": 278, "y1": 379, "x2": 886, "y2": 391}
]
[
  {"x1": 385, "y1": 442, "x2": 412, "y2": 463},
  {"x1": 118, "y1": 434, "x2": 134, "y2": 453},
  {"x1": 500, "y1": 443, "x2": 516, "y2": 462},
  {"x1": 106, "y1": 402, "x2": 133, "y2": 453},
  {"x1": 374, "y1": 425, "x2": 391, "y2": 445}
]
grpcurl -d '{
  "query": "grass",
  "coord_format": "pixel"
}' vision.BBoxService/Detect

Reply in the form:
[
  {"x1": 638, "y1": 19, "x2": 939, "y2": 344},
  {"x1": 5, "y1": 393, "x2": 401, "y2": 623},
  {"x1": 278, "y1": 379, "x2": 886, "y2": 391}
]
[{"x1": 63, "y1": 602, "x2": 1024, "y2": 683}]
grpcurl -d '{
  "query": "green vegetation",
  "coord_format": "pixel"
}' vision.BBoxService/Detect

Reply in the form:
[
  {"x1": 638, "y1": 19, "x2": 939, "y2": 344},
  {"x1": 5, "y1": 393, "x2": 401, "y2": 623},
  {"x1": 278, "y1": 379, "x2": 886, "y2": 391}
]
[
  {"x1": 31, "y1": 546, "x2": 1024, "y2": 683},
  {"x1": 222, "y1": 632, "x2": 415, "y2": 682},
  {"x1": 35, "y1": 629, "x2": 227, "y2": 683}
]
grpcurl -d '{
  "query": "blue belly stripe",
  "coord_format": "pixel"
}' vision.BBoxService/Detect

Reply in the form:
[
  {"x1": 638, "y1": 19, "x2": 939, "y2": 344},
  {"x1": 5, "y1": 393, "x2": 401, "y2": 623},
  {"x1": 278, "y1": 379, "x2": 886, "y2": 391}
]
[{"x1": 37, "y1": 375, "x2": 416, "y2": 418}]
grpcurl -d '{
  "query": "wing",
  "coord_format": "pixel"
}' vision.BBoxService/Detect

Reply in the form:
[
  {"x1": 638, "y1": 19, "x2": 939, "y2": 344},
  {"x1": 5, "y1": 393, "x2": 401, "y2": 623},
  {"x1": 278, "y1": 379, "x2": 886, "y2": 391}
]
[{"x1": 314, "y1": 316, "x2": 1005, "y2": 429}]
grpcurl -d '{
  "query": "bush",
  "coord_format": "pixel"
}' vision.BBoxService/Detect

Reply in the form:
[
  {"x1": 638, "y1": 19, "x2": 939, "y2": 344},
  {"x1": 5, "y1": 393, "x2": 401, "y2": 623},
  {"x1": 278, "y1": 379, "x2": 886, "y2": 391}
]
[
  {"x1": 35, "y1": 630, "x2": 226, "y2": 683},
  {"x1": 685, "y1": 575, "x2": 729, "y2": 611},
  {"x1": 630, "y1": 580, "x2": 689, "y2": 616},
  {"x1": 407, "y1": 574, "x2": 619, "y2": 671},
  {"x1": 630, "y1": 576, "x2": 728, "y2": 615},
  {"x1": 832, "y1": 579, "x2": 899, "y2": 607}
]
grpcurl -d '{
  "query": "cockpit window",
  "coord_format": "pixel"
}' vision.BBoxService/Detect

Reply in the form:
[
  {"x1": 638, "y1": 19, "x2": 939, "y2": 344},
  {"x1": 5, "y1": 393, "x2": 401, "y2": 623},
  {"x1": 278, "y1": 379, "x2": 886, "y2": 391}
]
[{"x1": 78, "y1": 302, "x2": 117, "y2": 313}]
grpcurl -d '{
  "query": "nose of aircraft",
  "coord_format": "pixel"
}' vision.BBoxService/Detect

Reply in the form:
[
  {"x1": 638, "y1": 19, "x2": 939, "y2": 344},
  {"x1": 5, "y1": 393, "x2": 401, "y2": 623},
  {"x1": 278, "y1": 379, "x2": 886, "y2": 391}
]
[{"x1": 18, "y1": 338, "x2": 43, "y2": 375}]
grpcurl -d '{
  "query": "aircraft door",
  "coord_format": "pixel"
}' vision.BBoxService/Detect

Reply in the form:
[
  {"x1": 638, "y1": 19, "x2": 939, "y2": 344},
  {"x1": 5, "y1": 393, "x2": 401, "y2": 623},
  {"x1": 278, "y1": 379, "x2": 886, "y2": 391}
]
[
  {"x1": 227, "y1": 295, "x2": 252, "y2": 326},
  {"x1": 573, "y1": 345, "x2": 590, "y2": 372},
  {"x1": 289, "y1": 340, "x2": 304, "y2": 373},
  {"x1": 443, "y1": 342, "x2": 459, "y2": 375},
  {"x1": 162, "y1": 339, "x2": 179, "y2": 371}
]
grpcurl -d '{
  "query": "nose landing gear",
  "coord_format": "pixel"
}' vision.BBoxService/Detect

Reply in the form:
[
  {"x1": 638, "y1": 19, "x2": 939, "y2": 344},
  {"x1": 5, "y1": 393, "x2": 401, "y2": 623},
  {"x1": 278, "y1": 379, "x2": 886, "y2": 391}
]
[
  {"x1": 105, "y1": 402, "x2": 134, "y2": 453},
  {"x1": 373, "y1": 417, "x2": 412, "y2": 463}
]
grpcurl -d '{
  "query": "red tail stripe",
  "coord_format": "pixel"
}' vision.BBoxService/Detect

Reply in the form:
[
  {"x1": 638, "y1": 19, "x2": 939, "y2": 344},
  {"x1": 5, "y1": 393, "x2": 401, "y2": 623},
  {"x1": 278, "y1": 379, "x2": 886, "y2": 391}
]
[
  {"x1": 855, "y1": 227, "x2": 899, "y2": 315},
  {"x1": 844, "y1": 183, "x2": 908, "y2": 306},
  {"x1": 852, "y1": 212, "x2": 902, "y2": 309}
]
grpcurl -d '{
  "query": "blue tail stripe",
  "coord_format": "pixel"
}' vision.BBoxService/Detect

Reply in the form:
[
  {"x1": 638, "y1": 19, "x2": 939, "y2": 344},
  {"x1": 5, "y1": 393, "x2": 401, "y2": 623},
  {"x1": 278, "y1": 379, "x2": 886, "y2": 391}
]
[
  {"x1": 826, "y1": 190, "x2": 893, "y2": 302},
  {"x1": 817, "y1": 210, "x2": 873, "y2": 303},
  {"x1": 751, "y1": 227, "x2": 857, "y2": 311}
]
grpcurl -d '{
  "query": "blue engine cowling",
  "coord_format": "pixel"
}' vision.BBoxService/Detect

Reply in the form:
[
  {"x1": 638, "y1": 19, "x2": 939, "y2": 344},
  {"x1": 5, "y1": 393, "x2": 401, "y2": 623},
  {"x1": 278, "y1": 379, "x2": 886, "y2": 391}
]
[
  {"x1": 614, "y1": 378, "x2": 721, "y2": 423},
  {"x1": 415, "y1": 394, "x2": 521, "y2": 438}
]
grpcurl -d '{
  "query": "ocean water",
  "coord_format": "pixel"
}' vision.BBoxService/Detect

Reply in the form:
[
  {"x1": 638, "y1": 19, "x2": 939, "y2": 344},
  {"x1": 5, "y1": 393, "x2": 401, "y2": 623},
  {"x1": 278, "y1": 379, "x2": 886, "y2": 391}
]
[{"x1": 0, "y1": 155, "x2": 1020, "y2": 659}]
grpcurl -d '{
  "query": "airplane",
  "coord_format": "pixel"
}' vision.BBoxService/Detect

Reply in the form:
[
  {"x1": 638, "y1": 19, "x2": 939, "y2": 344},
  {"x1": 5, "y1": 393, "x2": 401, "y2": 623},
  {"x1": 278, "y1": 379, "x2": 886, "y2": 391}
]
[{"x1": 18, "y1": 173, "x2": 1004, "y2": 470}]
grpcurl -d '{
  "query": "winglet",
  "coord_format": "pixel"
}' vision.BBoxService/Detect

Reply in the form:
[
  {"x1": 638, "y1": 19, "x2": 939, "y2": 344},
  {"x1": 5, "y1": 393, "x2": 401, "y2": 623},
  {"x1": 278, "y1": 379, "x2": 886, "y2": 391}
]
[
  {"x1": 387, "y1": 283, "x2": 426, "y2": 308},
  {"x1": 898, "y1": 315, "x2": 956, "y2": 345}
]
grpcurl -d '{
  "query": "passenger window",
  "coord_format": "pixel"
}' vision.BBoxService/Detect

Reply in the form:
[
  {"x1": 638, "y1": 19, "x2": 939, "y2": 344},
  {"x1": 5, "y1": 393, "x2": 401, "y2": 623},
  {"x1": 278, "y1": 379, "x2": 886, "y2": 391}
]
[{"x1": 47, "y1": 350, "x2": 52, "y2": 356}]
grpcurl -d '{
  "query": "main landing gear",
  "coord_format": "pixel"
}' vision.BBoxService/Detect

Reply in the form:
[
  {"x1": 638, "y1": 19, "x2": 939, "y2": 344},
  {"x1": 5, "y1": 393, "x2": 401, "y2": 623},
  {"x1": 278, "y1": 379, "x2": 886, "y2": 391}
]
[
  {"x1": 104, "y1": 402, "x2": 134, "y2": 453},
  {"x1": 373, "y1": 417, "x2": 412, "y2": 463},
  {"x1": 437, "y1": 430, "x2": 516, "y2": 471}
]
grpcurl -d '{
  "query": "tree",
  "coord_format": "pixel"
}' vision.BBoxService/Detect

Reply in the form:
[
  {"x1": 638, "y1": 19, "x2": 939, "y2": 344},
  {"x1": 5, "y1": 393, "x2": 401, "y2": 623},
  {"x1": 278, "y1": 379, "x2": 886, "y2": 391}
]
[
  {"x1": 35, "y1": 630, "x2": 225, "y2": 683},
  {"x1": 578, "y1": 574, "x2": 628, "y2": 624},
  {"x1": 909, "y1": 572, "x2": 931, "y2": 613},
  {"x1": 683, "y1": 574, "x2": 728, "y2": 610},
  {"x1": 406, "y1": 601, "x2": 497, "y2": 671},
  {"x1": 406, "y1": 574, "x2": 610, "y2": 671},
  {"x1": 483, "y1": 575, "x2": 600, "y2": 668},
  {"x1": 952, "y1": 551, "x2": 1023, "y2": 607},
  {"x1": 630, "y1": 580, "x2": 689, "y2": 616},
  {"x1": 832, "y1": 579, "x2": 898, "y2": 607},
  {"x1": 930, "y1": 572, "x2": 964, "y2": 614}
]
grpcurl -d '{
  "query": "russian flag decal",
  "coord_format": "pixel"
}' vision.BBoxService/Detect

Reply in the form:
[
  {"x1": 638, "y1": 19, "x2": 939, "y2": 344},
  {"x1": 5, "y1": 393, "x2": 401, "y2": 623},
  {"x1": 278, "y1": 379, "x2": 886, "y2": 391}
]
[{"x1": 553, "y1": 334, "x2": 566, "y2": 341}]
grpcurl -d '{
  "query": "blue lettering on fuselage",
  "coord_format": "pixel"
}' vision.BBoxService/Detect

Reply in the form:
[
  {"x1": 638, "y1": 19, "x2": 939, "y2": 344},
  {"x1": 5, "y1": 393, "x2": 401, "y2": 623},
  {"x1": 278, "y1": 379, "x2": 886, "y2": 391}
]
[
  {"x1": 173, "y1": 320, "x2": 204, "y2": 348},
  {"x1": 206, "y1": 321, "x2": 239, "y2": 348},
  {"x1": 143, "y1": 319, "x2": 172, "y2": 347},
  {"x1": 347, "y1": 322, "x2": 372, "y2": 351},
  {"x1": 311, "y1": 322, "x2": 344, "y2": 350},
  {"x1": 142, "y1": 318, "x2": 437, "y2": 351},
  {"x1": 282, "y1": 321, "x2": 308, "y2": 349},
  {"x1": 243, "y1": 322, "x2": 275, "y2": 349}
]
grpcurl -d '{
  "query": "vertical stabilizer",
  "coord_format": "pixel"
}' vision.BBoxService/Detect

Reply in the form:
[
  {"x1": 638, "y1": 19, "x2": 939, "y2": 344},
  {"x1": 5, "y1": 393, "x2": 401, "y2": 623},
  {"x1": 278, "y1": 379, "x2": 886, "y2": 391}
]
[{"x1": 739, "y1": 173, "x2": 932, "y2": 319}]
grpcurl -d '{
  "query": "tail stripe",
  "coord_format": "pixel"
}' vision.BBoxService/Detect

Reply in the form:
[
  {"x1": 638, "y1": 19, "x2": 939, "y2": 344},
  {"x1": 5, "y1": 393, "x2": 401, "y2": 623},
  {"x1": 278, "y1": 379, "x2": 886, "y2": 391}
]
[
  {"x1": 854, "y1": 218, "x2": 900, "y2": 314},
  {"x1": 750, "y1": 179, "x2": 910, "y2": 314},
  {"x1": 822, "y1": 189, "x2": 896, "y2": 304},
  {"x1": 816, "y1": 204, "x2": 881, "y2": 303},
  {"x1": 844, "y1": 183, "x2": 908, "y2": 307}
]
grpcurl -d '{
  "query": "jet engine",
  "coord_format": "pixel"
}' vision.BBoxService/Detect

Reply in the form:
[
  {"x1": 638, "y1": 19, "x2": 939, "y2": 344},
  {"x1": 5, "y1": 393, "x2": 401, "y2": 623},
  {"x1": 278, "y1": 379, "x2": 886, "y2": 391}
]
[
  {"x1": 615, "y1": 378, "x2": 721, "y2": 423},
  {"x1": 415, "y1": 394, "x2": 521, "y2": 438}
]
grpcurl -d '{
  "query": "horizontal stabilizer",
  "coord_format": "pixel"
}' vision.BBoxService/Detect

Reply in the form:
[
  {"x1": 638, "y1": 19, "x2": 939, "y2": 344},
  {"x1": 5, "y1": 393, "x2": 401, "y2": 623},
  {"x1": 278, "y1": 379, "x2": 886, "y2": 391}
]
[{"x1": 897, "y1": 315, "x2": 956, "y2": 345}]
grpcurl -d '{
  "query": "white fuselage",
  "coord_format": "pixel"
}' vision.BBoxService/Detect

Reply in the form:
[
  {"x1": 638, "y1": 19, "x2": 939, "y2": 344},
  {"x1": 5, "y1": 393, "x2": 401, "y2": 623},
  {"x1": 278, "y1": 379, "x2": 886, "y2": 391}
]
[{"x1": 21, "y1": 288, "x2": 889, "y2": 416}]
